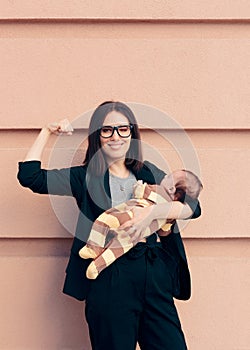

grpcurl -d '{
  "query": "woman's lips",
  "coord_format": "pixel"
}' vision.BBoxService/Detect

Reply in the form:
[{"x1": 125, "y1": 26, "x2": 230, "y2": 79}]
[{"x1": 108, "y1": 142, "x2": 124, "y2": 150}]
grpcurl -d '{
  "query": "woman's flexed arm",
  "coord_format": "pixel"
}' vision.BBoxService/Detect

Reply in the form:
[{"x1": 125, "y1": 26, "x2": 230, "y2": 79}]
[
  {"x1": 17, "y1": 119, "x2": 78, "y2": 196},
  {"x1": 24, "y1": 119, "x2": 73, "y2": 161}
]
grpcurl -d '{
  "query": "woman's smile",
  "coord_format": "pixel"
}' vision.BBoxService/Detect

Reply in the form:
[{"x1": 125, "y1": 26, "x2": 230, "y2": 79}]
[{"x1": 107, "y1": 141, "x2": 125, "y2": 150}]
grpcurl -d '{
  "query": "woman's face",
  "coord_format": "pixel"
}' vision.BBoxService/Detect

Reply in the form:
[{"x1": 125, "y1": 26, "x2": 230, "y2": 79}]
[{"x1": 100, "y1": 110, "x2": 132, "y2": 163}]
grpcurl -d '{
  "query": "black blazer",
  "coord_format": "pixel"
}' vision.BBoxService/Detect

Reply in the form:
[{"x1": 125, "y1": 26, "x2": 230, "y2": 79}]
[{"x1": 17, "y1": 160, "x2": 201, "y2": 301}]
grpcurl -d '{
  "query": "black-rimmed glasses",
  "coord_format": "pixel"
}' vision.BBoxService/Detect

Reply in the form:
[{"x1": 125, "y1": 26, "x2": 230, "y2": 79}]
[{"x1": 99, "y1": 124, "x2": 133, "y2": 138}]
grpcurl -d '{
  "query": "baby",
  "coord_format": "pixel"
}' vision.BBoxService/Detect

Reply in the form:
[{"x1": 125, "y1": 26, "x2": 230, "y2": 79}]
[{"x1": 79, "y1": 169, "x2": 202, "y2": 279}]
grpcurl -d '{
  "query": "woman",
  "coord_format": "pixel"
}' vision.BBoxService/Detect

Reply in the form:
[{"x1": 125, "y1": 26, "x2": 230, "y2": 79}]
[{"x1": 17, "y1": 101, "x2": 201, "y2": 350}]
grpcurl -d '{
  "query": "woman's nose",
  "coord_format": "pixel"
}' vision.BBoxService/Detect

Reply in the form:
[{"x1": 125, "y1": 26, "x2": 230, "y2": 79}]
[{"x1": 110, "y1": 129, "x2": 120, "y2": 140}]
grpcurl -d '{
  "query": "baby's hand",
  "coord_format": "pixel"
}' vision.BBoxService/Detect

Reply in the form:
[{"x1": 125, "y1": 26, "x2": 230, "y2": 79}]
[
  {"x1": 47, "y1": 118, "x2": 74, "y2": 136},
  {"x1": 133, "y1": 180, "x2": 146, "y2": 199}
]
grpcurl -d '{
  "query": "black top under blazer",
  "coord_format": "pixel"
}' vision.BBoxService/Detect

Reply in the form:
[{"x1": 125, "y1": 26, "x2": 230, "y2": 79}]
[{"x1": 17, "y1": 160, "x2": 201, "y2": 301}]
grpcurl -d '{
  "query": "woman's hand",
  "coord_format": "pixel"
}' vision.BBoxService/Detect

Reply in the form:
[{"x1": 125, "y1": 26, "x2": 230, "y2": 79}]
[
  {"x1": 46, "y1": 118, "x2": 74, "y2": 136},
  {"x1": 119, "y1": 205, "x2": 155, "y2": 241}
]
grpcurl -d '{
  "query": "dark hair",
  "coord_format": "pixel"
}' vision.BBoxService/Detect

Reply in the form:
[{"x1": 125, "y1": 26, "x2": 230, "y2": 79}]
[{"x1": 83, "y1": 101, "x2": 143, "y2": 175}]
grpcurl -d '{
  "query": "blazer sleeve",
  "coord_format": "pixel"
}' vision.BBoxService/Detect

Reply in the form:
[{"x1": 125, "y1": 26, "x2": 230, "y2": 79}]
[
  {"x1": 184, "y1": 194, "x2": 201, "y2": 219},
  {"x1": 17, "y1": 160, "x2": 85, "y2": 197}
]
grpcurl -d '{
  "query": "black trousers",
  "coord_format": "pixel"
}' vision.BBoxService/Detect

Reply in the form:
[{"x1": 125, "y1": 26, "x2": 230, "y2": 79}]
[{"x1": 85, "y1": 234, "x2": 187, "y2": 350}]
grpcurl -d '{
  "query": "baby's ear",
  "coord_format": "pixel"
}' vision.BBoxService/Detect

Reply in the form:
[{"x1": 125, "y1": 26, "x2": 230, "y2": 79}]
[{"x1": 133, "y1": 180, "x2": 146, "y2": 199}]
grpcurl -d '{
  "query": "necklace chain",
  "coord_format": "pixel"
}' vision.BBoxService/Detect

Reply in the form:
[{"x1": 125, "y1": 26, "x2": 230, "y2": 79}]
[
  {"x1": 109, "y1": 172, "x2": 137, "y2": 206},
  {"x1": 110, "y1": 172, "x2": 135, "y2": 192}
]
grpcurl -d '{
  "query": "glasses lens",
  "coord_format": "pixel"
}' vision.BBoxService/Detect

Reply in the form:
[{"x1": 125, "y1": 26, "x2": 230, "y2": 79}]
[
  {"x1": 100, "y1": 126, "x2": 114, "y2": 138},
  {"x1": 100, "y1": 125, "x2": 132, "y2": 138},
  {"x1": 117, "y1": 125, "x2": 131, "y2": 137}
]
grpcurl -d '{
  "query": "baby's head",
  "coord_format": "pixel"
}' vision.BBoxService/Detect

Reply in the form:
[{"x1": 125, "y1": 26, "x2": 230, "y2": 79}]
[{"x1": 166, "y1": 170, "x2": 203, "y2": 201}]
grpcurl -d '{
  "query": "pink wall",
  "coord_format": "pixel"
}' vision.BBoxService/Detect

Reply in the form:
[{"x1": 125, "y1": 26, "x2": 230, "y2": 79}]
[{"x1": 1, "y1": 2, "x2": 250, "y2": 349}]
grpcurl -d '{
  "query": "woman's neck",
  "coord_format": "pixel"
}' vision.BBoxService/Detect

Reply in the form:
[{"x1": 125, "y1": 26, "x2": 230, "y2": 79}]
[{"x1": 108, "y1": 160, "x2": 129, "y2": 178}]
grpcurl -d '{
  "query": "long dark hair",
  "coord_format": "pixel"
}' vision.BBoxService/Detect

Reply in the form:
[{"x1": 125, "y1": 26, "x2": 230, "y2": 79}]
[{"x1": 83, "y1": 101, "x2": 143, "y2": 175}]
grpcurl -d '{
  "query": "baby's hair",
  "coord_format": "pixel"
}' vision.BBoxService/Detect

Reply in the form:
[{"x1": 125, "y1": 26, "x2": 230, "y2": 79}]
[{"x1": 174, "y1": 170, "x2": 203, "y2": 201}]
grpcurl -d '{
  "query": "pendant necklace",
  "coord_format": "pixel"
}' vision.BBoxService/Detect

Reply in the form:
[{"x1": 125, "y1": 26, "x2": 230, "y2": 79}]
[
  {"x1": 109, "y1": 171, "x2": 137, "y2": 205},
  {"x1": 109, "y1": 172, "x2": 136, "y2": 193}
]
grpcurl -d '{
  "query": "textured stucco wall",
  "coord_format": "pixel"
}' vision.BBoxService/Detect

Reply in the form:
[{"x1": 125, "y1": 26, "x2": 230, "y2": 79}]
[{"x1": 0, "y1": 2, "x2": 250, "y2": 349}]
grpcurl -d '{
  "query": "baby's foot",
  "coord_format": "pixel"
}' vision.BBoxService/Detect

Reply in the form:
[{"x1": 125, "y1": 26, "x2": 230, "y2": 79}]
[
  {"x1": 79, "y1": 245, "x2": 103, "y2": 259},
  {"x1": 86, "y1": 262, "x2": 99, "y2": 279}
]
